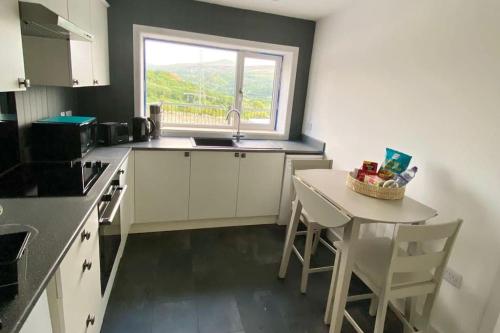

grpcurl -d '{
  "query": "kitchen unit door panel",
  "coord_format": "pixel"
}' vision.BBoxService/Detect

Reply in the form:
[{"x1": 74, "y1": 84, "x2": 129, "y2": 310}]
[
  {"x1": 90, "y1": 0, "x2": 110, "y2": 86},
  {"x1": 70, "y1": 40, "x2": 94, "y2": 87},
  {"x1": 236, "y1": 152, "x2": 285, "y2": 217},
  {"x1": 0, "y1": 0, "x2": 27, "y2": 92},
  {"x1": 135, "y1": 151, "x2": 191, "y2": 223},
  {"x1": 68, "y1": 0, "x2": 92, "y2": 32},
  {"x1": 189, "y1": 151, "x2": 240, "y2": 220}
]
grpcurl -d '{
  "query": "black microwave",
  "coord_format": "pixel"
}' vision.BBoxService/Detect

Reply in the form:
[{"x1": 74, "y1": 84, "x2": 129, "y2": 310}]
[{"x1": 32, "y1": 116, "x2": 97, "y2": 161}]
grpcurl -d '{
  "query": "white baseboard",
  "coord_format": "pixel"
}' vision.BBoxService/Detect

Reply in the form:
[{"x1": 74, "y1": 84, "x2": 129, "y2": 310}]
[{"x1": 130, "y1": 216, "x2": 277, "y2": 233}]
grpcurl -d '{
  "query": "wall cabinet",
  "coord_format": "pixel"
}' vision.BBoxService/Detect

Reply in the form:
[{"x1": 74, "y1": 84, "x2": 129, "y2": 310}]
[
  {"x1": 47, "y1": 208, "x2": 102, "y2": 333},
  {"x1": 21, "y1": 0, "x2": 109, "y2": 87},
  {"x1": 135, "y1": 151, "x2": 191, "y2": 223},
  {"x1": 189, "y1": 151, "x2": 240, "y2": 220},
  {"x1": 0, "y1": 0, "x2": 28, "y2": 92},
  {"x1": 236, "y1": 152, "x2": 285, "y2": 217}
]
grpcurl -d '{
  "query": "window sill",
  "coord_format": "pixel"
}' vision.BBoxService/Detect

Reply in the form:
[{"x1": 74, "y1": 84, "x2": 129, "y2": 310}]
[{"x1": 161, "y1": 127, "x2": 289, "y2": 140}]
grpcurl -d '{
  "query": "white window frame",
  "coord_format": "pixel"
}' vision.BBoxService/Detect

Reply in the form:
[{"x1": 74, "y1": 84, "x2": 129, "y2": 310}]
[{"x1": 133, "y1": 24, "x2": 299, "y2": 140}]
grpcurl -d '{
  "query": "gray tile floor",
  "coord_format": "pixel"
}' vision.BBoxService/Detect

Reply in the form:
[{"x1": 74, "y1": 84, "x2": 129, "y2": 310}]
[{"x1": 102, "y1": 225, "x2": 403, "y2": 333}]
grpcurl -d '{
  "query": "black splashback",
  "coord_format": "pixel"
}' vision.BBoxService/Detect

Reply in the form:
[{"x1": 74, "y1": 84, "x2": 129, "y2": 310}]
[{"x1": 0, "y1": 92, "x2": 20, "y2": 175}]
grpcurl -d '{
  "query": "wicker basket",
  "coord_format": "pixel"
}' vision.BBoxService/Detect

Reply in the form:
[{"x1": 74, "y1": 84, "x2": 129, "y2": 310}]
[{"x1": 346, "y1": 172, "x2": 405, "y2": 200}]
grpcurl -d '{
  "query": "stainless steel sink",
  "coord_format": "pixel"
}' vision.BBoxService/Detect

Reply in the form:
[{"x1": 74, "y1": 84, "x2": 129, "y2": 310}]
[{"x1": 191, "y1": 137, "x2": 236, "y2": 147}]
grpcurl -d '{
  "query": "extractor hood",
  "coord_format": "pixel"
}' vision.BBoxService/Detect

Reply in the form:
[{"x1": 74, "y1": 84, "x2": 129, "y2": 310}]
[{"x1": 19, "y1": 2, "x2": 93, "y2": 41}]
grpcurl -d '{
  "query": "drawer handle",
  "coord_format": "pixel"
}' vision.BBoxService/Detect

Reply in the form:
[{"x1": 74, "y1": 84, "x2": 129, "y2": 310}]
[
  {"x1": 184, "y1": 152, "x2": 190, "y2": 157},
  {"x1": 86, "y1": 314, "x2": 95, "y2": 327},
  {"x1": 241, "y1": 153, "x2": 246, "y2": 158},
  {"x1": 234, "y1": 152, "x2": 239, "y2": 158},
  {"x1": 118, "y1": 169, "x2": 125, "y2": 175},
  {"x1": 81, "y1": 230, "x2": 91, "y2": 242},
  {"x1": 82, "y1": 260, "x2": 92, "y2": 272}
]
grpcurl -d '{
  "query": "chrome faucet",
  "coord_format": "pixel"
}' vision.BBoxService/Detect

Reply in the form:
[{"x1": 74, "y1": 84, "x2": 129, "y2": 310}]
[{"x1": 226, "y1": 108, "x2": 244, "y2": 142}]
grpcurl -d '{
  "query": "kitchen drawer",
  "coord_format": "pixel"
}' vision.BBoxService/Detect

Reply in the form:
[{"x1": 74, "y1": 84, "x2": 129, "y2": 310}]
[{"x1": 49, "y1": 207, "x2": 101, "y2": 333}]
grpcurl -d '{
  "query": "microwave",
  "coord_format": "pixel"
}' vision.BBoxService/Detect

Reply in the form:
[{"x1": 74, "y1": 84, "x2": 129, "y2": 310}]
[{"x1": 32, "y1": 116, "x2": 97, "y2": 161}]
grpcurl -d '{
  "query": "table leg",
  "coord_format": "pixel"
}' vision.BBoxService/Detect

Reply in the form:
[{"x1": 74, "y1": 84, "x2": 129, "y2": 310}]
[
  {"x1": 328, "y1": 219, "x2": 361, "y2": 333},
  {"x1": 278, "y1": 200, "x2": 302, "y2": 278}
]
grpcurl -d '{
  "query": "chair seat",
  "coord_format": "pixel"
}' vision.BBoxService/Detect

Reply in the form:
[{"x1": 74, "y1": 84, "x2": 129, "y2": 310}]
[{"x1": 335, "y1": 238, "x2": 433, "y2": 292}]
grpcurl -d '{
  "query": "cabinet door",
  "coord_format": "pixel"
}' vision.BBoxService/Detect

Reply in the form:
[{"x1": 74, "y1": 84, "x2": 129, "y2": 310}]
[
  {"x1": 90, "y1": 0, "x2": 110, "y2": 86},
  {"x1": 68, "y1": 0, "x2": 92, "y2": 32},
  {"x1": 119, "y1": 154, "x2": 134, "y2": 238},
  {"x1": 69, "y1": 40, "x2": 94, "y2": 87},
  {"x1": 23, "y1": 0, "x2": 68, "y2": 18},
  {"x1": 135, "y1": 151, "x2": 191, "y2": 223},
  {"x1": 189, "y1": 151, "x2": 240, "y2": 220},
  {"x1": 0, "y1": 0, "x2": 27, "y2": 92},
  {"x1": 236, "y1": 152, "x2": 285, "y2": 217}
]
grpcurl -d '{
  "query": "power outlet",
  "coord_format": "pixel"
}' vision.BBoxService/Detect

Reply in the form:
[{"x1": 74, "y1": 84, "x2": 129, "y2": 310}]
[{"x1": 443, "y1": 267, "x2": 463, "y2": 289}]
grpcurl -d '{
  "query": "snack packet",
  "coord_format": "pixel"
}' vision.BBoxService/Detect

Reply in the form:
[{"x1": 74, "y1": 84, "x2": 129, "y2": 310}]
[{"x1": 380, "y1": 148, "x2": 412, "y2": 175}]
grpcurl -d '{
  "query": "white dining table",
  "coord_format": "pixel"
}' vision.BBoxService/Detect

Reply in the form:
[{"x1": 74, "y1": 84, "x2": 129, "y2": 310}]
[{"x1": 293, "y1": 169, "x2": 438, "y2": 333}]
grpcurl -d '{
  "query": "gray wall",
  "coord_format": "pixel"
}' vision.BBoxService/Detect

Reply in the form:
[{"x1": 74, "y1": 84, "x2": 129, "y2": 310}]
[{"x1": 76, "y1": 0, "x2": 315, "y2": 139}]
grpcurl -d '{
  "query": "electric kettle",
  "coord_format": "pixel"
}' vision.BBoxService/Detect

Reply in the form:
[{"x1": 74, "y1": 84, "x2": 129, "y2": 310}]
[{"x1": 132, "y1": 117, "x2": 155, "y2": 142}]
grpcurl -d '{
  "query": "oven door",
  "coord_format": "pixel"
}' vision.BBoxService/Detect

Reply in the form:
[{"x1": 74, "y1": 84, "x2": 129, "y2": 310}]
[{"x1": 98, "y1": 184, "x2": 127, "y2": 295}]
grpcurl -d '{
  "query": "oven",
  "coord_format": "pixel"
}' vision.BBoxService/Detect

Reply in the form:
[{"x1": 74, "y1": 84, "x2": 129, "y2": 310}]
[{"x1": 97, "y1": 171, "x2": 127, "y2": 295}]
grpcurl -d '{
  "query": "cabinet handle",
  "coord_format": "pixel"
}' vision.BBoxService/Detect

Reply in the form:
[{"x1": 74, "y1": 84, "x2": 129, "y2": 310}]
[
  {"x1": 18, "y1": 78, "x2": 30, "y2": 88},
  {"x1": 82, "y1": 260, "x2": 92, "y2": 272},
  {"x1": 86, "y1": 314, "x2": 95, "y2": 327},
  {"x1": 184, "y1": 152, "x2": 190, "y2": 157},
  {"x1": 241, "y1": 153, "x2": 246, "y2": 158},
  {"x1": 81, "y1": 230, "x2": 91, "y2": 242},
  {"x1": 118, "y1": 169, "x2": 125, "y2": 175},
  {"x1": 72, "y1": 79, "x2": 79, "y2": 86},
  {"x1": 93, "y1": 79, "x2": 99, "y2": 85},
  {"x1": 234, "y1": 152, "x2": 239, "y2": 158}
]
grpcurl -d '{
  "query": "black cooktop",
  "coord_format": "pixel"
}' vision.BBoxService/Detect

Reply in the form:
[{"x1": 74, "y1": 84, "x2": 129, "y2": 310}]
[{"x1": 0, "y1": 160, "x2": 108, "y2": 198}]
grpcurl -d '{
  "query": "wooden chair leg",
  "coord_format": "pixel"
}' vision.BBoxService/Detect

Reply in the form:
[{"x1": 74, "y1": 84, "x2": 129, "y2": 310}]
[
  {"x1": 324, "y1": 248, "x2": 341, "y2": 324},
  {"x1": 374, "y1": 295, "x2": 389, "y2": 333},
  {"x1": 404, "y1": 297, "x2": 417, "y2": 333},
  {"x1": 279, "y1": 200, "x2": 302, "y2": 279},
  {"x1": 300, "y1": 223, "x2": 315, "y2": 293},
  {"x1": 369, "y1": 296, "x2": 378, "y2": 316},
  {"x1": 420, "y1": 293, "x2": 437, "y2": 332},
  {"x1": 312, "y1": 228, "x2": 321, "y2": 255}
]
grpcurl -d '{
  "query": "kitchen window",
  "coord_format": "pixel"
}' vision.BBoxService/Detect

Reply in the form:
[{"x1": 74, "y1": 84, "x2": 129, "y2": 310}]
[{"x1": 134, "y1": 25, "x2": 298, "y2": 139}]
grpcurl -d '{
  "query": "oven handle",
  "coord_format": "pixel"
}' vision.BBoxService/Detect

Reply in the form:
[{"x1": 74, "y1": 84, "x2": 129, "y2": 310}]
[{"x1": 99, "y1": 185, "x2": 128, "y2": 225}]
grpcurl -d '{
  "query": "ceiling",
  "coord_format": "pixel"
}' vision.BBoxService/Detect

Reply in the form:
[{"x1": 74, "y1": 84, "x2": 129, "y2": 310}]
[{"x1": 196, "y1": 0, "x2": 344, "y2": 20}]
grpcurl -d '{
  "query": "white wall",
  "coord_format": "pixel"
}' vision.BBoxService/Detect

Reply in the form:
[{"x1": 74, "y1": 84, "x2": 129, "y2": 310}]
[{"x1": 303, "y1": 0, "x2": 500, "y2": 332}]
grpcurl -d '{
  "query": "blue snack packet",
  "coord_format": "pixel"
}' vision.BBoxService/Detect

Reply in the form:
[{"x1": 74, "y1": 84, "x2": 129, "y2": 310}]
[{"x1": 381, "y1": 148, "x2": 412, "y2": 174}]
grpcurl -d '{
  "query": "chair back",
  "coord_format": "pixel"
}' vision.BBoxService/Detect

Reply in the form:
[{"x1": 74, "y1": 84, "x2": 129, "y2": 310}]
[
  {"x1": 386, "y1": 219, "x2": 462, "y2": 295},
  {"x1": 292, "y1": 176, "x2": 351, "y2": 229},
  {"x1": 291, "y1": 159, "x2": 333, "y2": 175}
]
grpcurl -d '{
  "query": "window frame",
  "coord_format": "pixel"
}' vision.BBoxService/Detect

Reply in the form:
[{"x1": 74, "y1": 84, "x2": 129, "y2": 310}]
[{"x1": 133, "y1": 24, "x2": 299, "y2": 140}]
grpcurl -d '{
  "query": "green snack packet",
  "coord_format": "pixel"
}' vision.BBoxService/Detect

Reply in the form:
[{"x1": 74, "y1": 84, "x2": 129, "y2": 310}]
[{"x1": 381, "y1": 148, "x2": 412, "y2": 174}]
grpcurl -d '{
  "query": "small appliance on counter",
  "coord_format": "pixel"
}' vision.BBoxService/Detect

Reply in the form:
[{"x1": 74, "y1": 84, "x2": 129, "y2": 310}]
[
  {"x1": 0, "y1": 231, "x2": 30, "y2": 300},
  {"x1": 0, "y1": 160, "x2": 108, "y2": 198},
  {"x1": 149, "y1": 104, "x2": 162, "y2": 139},
  {"x1": 98, "y1": 122, "x2": 129, "y2": 146},
  {"x1": 31, "y1": 116, "x2": 97, "y2": 161},
  {"x1": 132, "y1": 116, "x2": 155, "y2": 142}
]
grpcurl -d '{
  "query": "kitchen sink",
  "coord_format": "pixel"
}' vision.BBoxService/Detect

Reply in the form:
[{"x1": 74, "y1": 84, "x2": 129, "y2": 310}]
[{"x1": 191, "y1": 137, "x2": 236, "y2": 147}]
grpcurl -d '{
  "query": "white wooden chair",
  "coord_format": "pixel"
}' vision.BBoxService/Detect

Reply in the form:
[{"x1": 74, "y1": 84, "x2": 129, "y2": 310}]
[
  {"x1": 279, "y1": 173, "x2": 351, "y2": 294},
  {"x1": 325, "y1": 219, "x2": 463, "y2": 333}
]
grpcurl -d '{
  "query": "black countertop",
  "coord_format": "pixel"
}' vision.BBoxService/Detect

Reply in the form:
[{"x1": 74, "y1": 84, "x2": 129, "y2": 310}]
[
  {"x1": 0, "y1": 136, "x2": 324, "y2": 332},
  {"x1": 0, "y1": 147, "x2": 131, "y2": 333}
]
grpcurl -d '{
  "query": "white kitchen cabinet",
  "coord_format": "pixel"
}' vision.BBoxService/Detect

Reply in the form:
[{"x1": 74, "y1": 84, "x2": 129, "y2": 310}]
[
  {"x1": 68, "y1": 0, "x2": 91, "y2": 32},
  {"x1": 189, "y1": 151, "x2": 240, "y2": 220},
  {"x1": 89, "y1": 0, "x2": 110, "y2": 86},
  {"x1": 120, "y1": 154, "x2": 134, "y2": 237},
  {"x1": 20, "y1": 291, "x2": 53, "y2": 333},
  {"x1": 236, "y1": 152, "x2": 285, "y2": 217},
  {"x1": 135, "y1": 151, "x2": 191, "y2": 223},
  {"x1": 0, "y1": 0, "x2": 28, "y2": 92},
  {"x1": 22, "y1": 0, "x2": 68, "y2": 18},
  {"x1": 47, "y1": 208, "x2": 102, "y2": 333}
]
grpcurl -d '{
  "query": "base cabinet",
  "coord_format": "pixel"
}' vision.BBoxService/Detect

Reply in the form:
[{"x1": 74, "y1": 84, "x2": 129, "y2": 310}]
[
  {"x1": 135, "y1": 150, "x2": 191, "y2": 223},
  {"x1": 236, "y1": 152, "x2": 285, "y2": 217},
  {"x1": 189, "y1": 151, "x2": 240, "y2": 220},
  {"x1": 47, "y1": 208, "x2": 102, "y2": 333}
]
